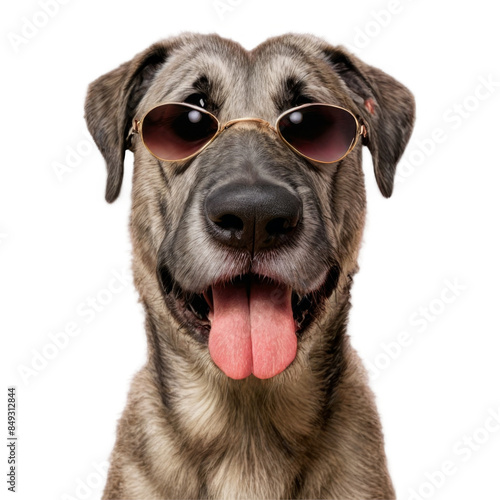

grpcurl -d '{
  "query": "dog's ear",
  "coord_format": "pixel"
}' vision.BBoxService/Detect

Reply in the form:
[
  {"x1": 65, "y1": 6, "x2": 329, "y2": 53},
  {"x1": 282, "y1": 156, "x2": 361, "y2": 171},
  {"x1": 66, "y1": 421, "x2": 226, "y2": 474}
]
[
  {"x1": 84, "y1": 41, "x2": 173, "y2": 203},
  {"x1": 325, "y1": 47, "x2": 415, "y2": 197}
]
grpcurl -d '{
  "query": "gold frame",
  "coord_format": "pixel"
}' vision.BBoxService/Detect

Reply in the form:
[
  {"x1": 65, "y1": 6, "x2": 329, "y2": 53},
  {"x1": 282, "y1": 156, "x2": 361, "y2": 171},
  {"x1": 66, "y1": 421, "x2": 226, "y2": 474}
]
[{"x1": 132, "y1": 102, "x2": 367, "y2": 164}]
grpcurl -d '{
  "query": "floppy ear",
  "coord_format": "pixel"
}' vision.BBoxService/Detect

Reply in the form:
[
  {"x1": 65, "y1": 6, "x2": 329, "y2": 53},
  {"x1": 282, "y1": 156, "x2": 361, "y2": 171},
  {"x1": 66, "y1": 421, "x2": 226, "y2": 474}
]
[
  {"x1": 84, "y1": 41, "x2": 174, "y2": 203},
  {"x1": 325, "y1": 47, "x2": 416, "y2": 197}
]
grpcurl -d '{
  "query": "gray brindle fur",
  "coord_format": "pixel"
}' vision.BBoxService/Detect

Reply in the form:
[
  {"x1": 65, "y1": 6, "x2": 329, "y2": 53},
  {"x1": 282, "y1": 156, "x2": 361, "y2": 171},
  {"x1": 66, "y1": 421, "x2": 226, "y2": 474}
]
[{"x1": 85, "y1": 33, "x2": 415, "y2": 499}]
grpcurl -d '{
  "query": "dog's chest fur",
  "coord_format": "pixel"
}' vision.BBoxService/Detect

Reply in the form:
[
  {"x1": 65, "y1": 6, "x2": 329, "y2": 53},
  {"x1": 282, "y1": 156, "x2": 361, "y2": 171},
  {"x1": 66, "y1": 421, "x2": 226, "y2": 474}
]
[
  {"x1": 104, "y1": 327, "x2": 392, "y2": 500},
  {"x1": 176, "y1": 371, "x2": 319, "y2": 499},
  {"x1": 139, "y1": 367, "x2": 321, "y2": 498}
]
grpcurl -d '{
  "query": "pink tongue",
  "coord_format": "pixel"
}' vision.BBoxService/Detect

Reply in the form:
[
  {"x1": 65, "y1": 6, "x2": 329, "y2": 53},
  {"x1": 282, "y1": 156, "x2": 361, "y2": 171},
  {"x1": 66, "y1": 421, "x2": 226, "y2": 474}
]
[{"x1": 208, "y1": 279, "x2": 297, "y2": 379}]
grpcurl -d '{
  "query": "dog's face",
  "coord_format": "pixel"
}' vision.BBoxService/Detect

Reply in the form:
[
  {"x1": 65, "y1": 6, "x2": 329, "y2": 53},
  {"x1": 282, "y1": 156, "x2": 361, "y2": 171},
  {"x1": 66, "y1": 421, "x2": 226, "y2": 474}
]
[{"x1": 85, "y1": 33, "x2": 414, "y2": 381}]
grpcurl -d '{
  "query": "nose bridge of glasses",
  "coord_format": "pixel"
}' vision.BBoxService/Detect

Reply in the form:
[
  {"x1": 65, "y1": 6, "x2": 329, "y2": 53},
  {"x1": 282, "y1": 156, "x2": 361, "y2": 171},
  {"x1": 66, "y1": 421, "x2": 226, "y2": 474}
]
[{"x1": 223, "y1": 117, "x2": 275, "y2": 132}]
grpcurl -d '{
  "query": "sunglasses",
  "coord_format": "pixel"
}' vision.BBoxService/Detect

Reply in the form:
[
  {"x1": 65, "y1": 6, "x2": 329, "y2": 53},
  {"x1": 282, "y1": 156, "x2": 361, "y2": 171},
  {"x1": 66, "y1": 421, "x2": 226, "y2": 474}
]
[{"x1": 132, "y1": 102, "x2": 367, "y2": 164}]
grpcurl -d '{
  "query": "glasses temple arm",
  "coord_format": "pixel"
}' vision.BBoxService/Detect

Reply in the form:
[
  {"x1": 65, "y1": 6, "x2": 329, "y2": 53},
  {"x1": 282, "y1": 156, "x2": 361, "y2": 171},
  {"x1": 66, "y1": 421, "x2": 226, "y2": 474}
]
[{"x1": 360, "y1": 123, "x2": 368, "y2": 138}]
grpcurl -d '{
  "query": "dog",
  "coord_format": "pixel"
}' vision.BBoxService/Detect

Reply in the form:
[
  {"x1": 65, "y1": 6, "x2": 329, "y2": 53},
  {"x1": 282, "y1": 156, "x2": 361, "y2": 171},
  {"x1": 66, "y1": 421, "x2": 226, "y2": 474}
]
[{"x1": 84, "y1": 33, "x2": 415, "y2": 500}]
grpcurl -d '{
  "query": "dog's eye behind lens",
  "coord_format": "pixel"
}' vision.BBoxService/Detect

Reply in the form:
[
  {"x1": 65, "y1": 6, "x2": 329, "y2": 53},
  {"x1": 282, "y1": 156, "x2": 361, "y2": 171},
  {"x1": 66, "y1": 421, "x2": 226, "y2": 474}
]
[
  {"x1": 142, "y1": 103, "x2": 218, "y2": 160},
  {"x1": 279, "y1": 105, "x2": 357, "y2": 163},
  {"x1": 187, "y1": 109, "x2": 203, "y2": 124},
  {"x1": 280, "y1": 108, "x2": 327, "y2": 141},
  {"x1": 172, "y1": 108, "x2": 217, "y2": 143}
]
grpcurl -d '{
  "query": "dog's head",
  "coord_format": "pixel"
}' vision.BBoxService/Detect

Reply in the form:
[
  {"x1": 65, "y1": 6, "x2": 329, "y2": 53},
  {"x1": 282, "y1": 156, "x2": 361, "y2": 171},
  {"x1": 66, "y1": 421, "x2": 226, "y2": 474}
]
[{"x1": 85, "y1": 33, "x2": 414, "y2": 380}]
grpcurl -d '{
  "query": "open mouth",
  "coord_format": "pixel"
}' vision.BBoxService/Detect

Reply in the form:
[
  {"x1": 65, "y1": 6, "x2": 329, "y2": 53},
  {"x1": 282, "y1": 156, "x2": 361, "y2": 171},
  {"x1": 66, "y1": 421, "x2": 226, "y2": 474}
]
[{"x1": 158, "y1": 267, "x2": 339, "y2": 380}]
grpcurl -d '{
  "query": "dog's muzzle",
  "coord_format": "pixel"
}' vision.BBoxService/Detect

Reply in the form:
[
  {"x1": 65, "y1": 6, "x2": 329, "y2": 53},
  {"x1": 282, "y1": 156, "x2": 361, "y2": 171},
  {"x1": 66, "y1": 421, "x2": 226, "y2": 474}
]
[
  {"x1": 204, "y1": 182, "x2": 302, "y2": 253},
  {"x1": 200, "y1": 181, "x2": 302, "y2": 379}
]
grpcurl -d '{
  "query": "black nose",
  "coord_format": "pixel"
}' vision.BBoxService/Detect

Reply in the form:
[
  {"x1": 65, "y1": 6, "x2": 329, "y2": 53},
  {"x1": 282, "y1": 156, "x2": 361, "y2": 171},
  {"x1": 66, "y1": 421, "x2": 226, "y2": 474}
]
[{"x1": 205, "y1": 183, "x2": 302, "y2": 254}]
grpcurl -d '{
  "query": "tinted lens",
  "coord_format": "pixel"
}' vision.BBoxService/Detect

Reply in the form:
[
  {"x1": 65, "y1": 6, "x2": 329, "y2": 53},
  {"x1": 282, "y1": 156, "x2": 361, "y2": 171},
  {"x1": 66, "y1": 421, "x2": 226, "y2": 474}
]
[
  {"x1": 141, "y1": 103, "x2": 219, "y2": 161},
  {"x1": 278, "y1": 104, "x2": 358, "y2": 162}
]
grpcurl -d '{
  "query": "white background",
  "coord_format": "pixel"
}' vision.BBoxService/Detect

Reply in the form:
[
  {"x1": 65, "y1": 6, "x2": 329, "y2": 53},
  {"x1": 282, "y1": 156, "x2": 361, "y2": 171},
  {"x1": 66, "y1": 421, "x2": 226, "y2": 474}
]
[{"x1": 1, "y1": 1, "x2": 499, "y2": 499}]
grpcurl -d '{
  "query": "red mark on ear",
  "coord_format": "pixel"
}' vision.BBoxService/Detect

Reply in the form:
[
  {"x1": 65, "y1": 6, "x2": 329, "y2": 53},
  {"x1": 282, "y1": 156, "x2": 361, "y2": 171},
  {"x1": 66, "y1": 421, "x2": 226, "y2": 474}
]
[{"x1": 364, "y1": 98, "x2": 376, "y2": 115}]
